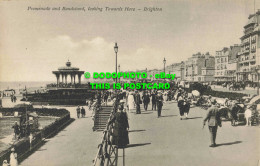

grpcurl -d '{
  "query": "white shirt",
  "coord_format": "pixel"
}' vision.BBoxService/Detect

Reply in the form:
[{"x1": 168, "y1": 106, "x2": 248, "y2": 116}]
[{"x1": 244, "y1": 109, "x2": 252, "y2": 118}]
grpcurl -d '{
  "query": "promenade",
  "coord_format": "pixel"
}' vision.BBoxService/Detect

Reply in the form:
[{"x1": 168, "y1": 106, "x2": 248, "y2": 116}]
[{"x1": 20, "y1": 101, "x2": 260, "y2": 166}]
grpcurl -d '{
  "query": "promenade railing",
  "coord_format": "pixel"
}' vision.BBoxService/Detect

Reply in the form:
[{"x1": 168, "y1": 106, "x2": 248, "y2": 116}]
[{"x1": 93, "y1": 100, "x2": 119, "y2": 166}]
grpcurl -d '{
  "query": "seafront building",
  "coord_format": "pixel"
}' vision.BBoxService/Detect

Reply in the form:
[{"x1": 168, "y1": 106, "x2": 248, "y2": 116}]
[
  {"x1": 215, "y1": 45, "x2": 241, "y2": 82},
  {"x1": 183, "y1": 52, "x2": 215, "y2": 82},
  {"x1": 165, "y1": 62, "x2": 185, "y2": 82},
  {"x1": 237, "y1": 10, "x2": 260, "y2": 83}
]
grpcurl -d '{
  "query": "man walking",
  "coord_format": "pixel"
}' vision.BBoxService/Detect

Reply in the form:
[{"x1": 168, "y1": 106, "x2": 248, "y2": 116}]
[
  {"x1": 81, "y1": 106, "x2": 86, "y2": 118},
  {"x1": 151, "y1": 91, "x2": 157, "y2": 111},
  {"x1": 134, "y1": 91, "x2": 141, "y2": 114},
  {"x1": 157, "y1": 91, "x2": 164, "y2": 118},
  {"x1": 76, "y1": 106, "x2": 80, "y2": 119},
  {"x1": 203, "y1": 102, "x2": 222, "y2": 147},
  {"x1": 142, "y1": 91, "x2": 150, "y2": 111},
  {"x1": 12, "y1": 121, "x2": 20, "y2": 140}
]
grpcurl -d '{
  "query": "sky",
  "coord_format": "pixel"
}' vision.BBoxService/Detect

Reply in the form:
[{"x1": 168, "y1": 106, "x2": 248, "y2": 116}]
[{"x1": 0, "y1": 0, "x2": 259, "y2": 82}]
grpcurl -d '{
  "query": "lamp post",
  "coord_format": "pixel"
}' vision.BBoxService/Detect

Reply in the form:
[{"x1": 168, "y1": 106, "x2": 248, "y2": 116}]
[
  {"x1": 163, "y1": 58, "x2": 166, "y2": 82},
  {"x1": 163, "y1": 57, "x2": 166, "y2": 73},
  {"x1": 118, "y1": 64, "x2": 120, "y2": 83},
  {"x1": 114, "y1": 43, "x2": 118, "y2": 83}
]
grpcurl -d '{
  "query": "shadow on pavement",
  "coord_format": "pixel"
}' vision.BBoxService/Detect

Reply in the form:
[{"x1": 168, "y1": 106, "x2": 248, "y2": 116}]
[
  {"x1": 217, "y1": 141, "x2": 242, "y2": 146},
  {"x1": 129, "y1": 129, "x2": 146, "y2": 132},
  {"x1": 187, "y1": 117, "x2": 203, "y2": 120},
  {"x1": 160, "y1": 115, "x2": 177, "y2": 117},
  {"x1": 141, "y1": 112, "x2": 153, "y2": 114},
  {"x1": 126, "y1": 143, "x2": 151, "y2": 148}
]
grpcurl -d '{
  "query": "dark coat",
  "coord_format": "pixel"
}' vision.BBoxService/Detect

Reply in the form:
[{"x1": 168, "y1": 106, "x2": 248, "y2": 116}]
[
  {"x1": 134, "y1": 93, "x2": 141, "y2": 105},
  {"x1": 142, "y1": 94, "x2": 150, "y2": 104},
  {"x1": 109, "y1": 111, "x2": 129, "y2": 147},
  {"x1": 157, "y1": 95, "x2": 163, "y2": 108},
  {"x1": 203, "y1": 106, "x2": 222, "y2": 127},
  {"x1": 81, "y1": 108, "x2": 85, "y2": 114},
  {"x1": 183, "y1": 101, "x2": 190, "y2": 113},
  {"x1": 151, "y1": 93, "x2": 157, "y2": 103},
  {"x1": 178, "y1": 100, "x2": 185, "y2": 110}
]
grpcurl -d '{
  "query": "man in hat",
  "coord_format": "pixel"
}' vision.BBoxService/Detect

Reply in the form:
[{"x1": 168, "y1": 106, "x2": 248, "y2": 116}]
[
  {"x1": 12, "y1": 121, "x2": 20, "y2": 140},
  {"x1": 81, "y1": 106, "x2": 86, "y2": 118},
  {"x1": 151, "y1": 90, "x2": 157, "y2": 111},
  {"x1": 142, "y1": 91, "x2": 150, "y2": 111},
  {"x1": 156, "y1": 91, "x2": 164, "y2": 118},
  {"x1": 134, "y1": 91, "x2": 141, "y2": 114},
  {"x1": 203, "y1": 102, "x2": 222, "y2": 147},
  {"x1": 230, "y1": 101, "x2": 239, "y2": 126}
]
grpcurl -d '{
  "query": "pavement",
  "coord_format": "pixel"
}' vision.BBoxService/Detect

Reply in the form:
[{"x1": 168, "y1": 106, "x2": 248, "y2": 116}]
[{"x1": 18, "y1": 101, "x2": 260, "y2": 166}]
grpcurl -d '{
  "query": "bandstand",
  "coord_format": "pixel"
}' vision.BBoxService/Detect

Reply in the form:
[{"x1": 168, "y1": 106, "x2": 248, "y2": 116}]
[{"x1": 52, "y1": 61, "x2": 84, "y2": 87}]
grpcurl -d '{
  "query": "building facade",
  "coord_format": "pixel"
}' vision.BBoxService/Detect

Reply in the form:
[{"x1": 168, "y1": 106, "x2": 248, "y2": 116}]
[
  {"x1": 165, "y1": 62, "x2": 184, "y2": 82},
  {"x1": 184, "y1": 52, "x2": 215, "y2": 82},
  {"x1": 215, "y1": 45, "x2": 241, "y2": 82},
  {"x1": 237, "y1": 10, "x2": 260, "y2": 83}
]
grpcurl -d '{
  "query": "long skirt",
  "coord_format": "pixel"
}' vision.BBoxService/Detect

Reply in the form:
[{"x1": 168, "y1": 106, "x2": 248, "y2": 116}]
[
  {"x1": 128, "y1": 95, "x2": 135, "y2": 110},
  {"x1": 112, "y1": 128, "x2": 129, "y2": 148},
  {"x1": 179, "y1": 108, "x2": 184, "y2": 116}
]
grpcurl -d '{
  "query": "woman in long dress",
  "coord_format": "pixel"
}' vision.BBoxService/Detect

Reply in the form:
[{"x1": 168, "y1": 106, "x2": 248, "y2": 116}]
[
  {"x1": 128, "y1": 92, "x2": 135, "y2": 111},
  {"x1": 163, "y1": 91, "x2": 167, "y2": 102},
  {"x1": 108, "y1": 103, "x2": 129, "y2": 148},
  {"x1": 10, "y1": 148, "x2": 18, "y2": 166}
]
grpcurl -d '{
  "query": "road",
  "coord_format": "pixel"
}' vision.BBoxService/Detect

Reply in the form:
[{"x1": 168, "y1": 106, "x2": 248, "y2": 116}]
[
  {"x1": 211, "y1": 85, "x2": 258, "y2": 96},
  {"x1": 20, "y1": 101, "x2": 260, "y2": 166}
]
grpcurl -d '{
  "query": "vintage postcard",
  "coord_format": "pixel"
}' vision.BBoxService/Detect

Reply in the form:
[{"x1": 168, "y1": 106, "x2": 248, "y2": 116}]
[{"x1": 0, "y1": 0, "x2": 259, "y2": 166}]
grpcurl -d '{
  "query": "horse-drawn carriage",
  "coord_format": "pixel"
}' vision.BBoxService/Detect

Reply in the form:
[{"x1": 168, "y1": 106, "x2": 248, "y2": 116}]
[
  {"x1": 218, "y1": 95, "x2": 260, "y2": 126},
  {"x1": 218, "y1": 104, "x2": 246, "y2": 126}
]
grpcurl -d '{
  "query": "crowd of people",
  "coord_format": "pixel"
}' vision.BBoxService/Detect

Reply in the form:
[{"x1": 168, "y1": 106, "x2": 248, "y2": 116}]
[{"x1": 87, "y1": 86, "x2": 259, "y2": 149}]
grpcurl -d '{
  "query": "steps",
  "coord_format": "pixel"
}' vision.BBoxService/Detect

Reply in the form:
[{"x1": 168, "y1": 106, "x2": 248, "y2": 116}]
[{"x1": 93, "y1": 106, "x2": 113, "y2": 131}]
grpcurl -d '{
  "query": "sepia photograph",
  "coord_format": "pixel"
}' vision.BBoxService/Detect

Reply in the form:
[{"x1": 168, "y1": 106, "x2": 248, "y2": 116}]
[{"x1": 0, "y1": 0, "x2": 260, "y2": 165}]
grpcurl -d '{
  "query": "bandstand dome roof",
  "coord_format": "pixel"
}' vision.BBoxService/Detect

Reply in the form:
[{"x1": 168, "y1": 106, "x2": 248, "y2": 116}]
[{"x1": 58, "y1": 61, "x2": 80, "y2": 71}]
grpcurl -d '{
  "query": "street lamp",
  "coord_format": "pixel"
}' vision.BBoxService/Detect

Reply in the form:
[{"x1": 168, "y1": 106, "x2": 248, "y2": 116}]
[
  {"x1": 114, "y1": 43, "x2": 118, "y2": 83},
  {"x1": 118, "y1": 64, "x2": 120, "y2": 83},
  {"x1": 163, "y1": 57, "x2": 166, "y2": 73},
  {"x1": 163, "y1": 58, "x2": 166, "y2": 82}
]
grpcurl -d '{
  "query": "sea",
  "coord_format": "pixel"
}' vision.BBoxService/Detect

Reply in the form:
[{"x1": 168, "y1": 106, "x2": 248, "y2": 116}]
[{"x1": 0, "y1": 81, "x2": 53, "y2": 91}]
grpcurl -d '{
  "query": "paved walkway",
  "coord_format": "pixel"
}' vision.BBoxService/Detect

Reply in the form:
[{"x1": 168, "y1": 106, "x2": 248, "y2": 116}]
[{"x1": 20, "y1": 102, "x2": 260, "y2": 166}]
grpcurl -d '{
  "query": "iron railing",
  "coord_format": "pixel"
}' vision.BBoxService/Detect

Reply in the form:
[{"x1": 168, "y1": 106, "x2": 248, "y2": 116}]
[{"x1": 93, "y1": 100, "x2": 119, "y2": 166}]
